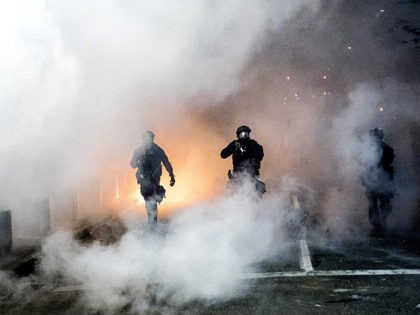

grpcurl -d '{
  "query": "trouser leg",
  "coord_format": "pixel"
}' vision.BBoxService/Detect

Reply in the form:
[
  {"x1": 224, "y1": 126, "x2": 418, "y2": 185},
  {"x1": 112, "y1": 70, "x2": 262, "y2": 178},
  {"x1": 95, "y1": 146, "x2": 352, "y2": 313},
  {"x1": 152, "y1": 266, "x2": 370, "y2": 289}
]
[
  {"x1": 378, "y1": 194, "x2": 392, "y2": 231},
  {"x1": 145, "y1": 199, "x2": 158, "y2": 225},
  {"x1": 254, "y1": 178, "x2": 266, "y2": 197},
  {"x1": 367, "y1": 194, "x2": 380, "y2": 229}
]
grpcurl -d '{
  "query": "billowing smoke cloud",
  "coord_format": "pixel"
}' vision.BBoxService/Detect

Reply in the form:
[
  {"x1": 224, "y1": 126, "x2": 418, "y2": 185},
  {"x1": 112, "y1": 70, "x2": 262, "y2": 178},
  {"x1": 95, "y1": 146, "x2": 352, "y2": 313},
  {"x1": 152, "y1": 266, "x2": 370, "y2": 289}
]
[
  {"x1": 195, "y1": 0, "x2": 420, "y2": 236},
  {"x1": 41, "y1": 186, "x2": 298, "y2": 312},
  {"x1": 0, "y1": 0, "x2": 320, "y2": 224},
  {"x1": 1, "y1": 0, "x2": 419, "y2": 312}
]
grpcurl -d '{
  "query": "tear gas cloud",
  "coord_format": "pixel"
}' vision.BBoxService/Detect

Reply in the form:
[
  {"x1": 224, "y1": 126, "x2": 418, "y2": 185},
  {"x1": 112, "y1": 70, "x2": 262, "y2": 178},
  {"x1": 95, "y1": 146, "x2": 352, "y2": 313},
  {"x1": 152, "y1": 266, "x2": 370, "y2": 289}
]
[
  {"x1": 0, "y1": 0, "x2": 320, "y2": 220},
  {"x1": 0, "y1": 0, "x2": 419, "y2": 312},
  {"x1": 41, "y1": 188, "x2": 298, "y2": 312},
  {"x1": 197, "y1": 0, "x2": 420, "y2": 236}
]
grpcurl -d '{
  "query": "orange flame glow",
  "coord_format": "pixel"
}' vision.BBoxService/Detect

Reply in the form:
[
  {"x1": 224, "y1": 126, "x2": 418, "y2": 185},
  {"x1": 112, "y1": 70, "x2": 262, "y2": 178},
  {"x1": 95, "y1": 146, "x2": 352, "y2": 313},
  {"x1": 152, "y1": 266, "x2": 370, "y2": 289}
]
[{"x1": 70, "y1": 118, "x2": 231, "y2": 220}]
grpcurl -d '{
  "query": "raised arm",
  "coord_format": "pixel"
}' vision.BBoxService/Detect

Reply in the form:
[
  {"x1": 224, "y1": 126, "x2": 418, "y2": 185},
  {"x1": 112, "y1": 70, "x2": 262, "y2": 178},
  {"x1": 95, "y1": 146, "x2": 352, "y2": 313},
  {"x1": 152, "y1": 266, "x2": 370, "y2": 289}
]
[{"x1": 221, "y1": 141, "x2": 236, "y2": 159}]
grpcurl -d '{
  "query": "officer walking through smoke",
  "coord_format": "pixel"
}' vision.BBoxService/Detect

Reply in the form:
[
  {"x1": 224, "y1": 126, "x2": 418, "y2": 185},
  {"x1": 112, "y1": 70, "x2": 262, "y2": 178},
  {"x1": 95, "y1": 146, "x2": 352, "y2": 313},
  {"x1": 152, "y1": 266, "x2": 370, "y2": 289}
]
[
  {"x1": 221, "y1": 125, "x2": 265, "y2": 196},
  {"x1": 361, "y1": 127, "x2": 395, "y2": 236},
  {"x1": 130, "y1": 131, "x2": 175, "y2": 226}
]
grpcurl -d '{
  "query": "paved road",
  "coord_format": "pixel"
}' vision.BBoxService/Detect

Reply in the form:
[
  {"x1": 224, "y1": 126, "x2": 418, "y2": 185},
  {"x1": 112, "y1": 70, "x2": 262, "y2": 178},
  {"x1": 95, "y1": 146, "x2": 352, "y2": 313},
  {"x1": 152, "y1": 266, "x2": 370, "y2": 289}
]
[{"x1": 1, "y1": 233, "x2": 419, "y2": 314}]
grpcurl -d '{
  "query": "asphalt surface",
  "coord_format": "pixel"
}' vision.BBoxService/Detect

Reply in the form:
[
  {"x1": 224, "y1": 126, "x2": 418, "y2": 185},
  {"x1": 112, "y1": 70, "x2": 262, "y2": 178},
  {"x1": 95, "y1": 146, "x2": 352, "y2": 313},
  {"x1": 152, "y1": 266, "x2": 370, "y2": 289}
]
[{"x1": 0, "y1": 232, "x2": 419, "y2": 314}]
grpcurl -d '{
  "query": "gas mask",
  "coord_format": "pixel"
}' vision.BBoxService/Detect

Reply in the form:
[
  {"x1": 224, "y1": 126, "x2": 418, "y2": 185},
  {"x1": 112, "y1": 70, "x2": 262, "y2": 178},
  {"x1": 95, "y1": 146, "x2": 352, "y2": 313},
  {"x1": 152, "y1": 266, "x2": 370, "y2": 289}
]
[{"x1": 238, "y1": 131, "x2": 250, "y2": 140}]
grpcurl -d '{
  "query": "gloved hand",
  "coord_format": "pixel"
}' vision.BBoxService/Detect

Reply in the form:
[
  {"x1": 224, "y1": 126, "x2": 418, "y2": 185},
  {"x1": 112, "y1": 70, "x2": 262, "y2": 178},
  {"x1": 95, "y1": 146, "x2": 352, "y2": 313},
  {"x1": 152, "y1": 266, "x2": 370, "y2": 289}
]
[
  {"x1": 227, "y1": 170, "x2": 233, "y2": 180},
  {"x1": 170, "y1": 175, "x2": 176, "y2": 186},
  {"x1": 234, "y1": 141, "x2": 246, "y2": 154}
]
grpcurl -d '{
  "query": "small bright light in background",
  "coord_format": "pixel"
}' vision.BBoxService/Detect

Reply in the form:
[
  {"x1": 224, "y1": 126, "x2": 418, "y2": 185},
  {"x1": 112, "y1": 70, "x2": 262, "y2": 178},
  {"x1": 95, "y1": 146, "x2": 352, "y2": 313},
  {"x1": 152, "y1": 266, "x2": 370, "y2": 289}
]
[
  {"x1": 323, "y1": 75, "x2": 327, "y2": 80},
  {"x1": 286, "y1": 76, "x2": 291, "y2": 80},
  {"x1": 380, "y1": 107, "x2": 384, "y2": 112},
  {"x1": 323, "y1": 91, "x2": 327, "y2": 96},
  {"x1": 347, "y1": 46, "x2": 352, "y2": 50},
  {"x1": 380, "y1": 9, "x2": 385, "y2": 13}
]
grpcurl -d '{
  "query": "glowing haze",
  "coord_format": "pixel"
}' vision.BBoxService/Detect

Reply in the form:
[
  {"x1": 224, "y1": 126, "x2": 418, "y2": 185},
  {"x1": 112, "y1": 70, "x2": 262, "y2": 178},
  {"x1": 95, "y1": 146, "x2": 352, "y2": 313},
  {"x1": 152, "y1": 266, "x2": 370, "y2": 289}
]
[
  {"x1": 0, "y1": 0, "x2": 418, "y2": 229},
  {"x1": 0, "y1": 0, "x2": 322, "y2": 221},
  {"x1": 1, "y1": 0, "x2": 419, "y2": 312}
]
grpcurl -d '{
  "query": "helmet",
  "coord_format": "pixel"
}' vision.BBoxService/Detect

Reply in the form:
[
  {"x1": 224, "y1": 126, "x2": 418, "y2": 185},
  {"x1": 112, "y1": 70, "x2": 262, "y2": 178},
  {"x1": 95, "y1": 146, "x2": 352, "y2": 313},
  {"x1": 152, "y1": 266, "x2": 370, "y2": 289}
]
[
  {"x1": 142, "y1": 130, "x2": 155, "y2": 141},
  {"x1": 236, "y1": 125, "x2": 251, "y2": 136},
  {"x1": 369, "y1": 127, "x2": 384, "y2": 140}
]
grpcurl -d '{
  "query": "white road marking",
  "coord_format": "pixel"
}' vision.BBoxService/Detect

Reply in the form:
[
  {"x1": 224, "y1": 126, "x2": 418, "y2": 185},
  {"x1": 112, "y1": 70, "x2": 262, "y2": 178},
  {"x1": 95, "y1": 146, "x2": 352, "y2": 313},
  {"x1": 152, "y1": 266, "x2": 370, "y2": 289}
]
[
  {"x1": 240, "y1": 269, "x2": 420, "y2": 279},
  {"x1": 52, "y1": 236, "x2": 420, "y2": 293},
  {"x1": 53, "y1": 269, "x2": 420, "y2": 292},
  {"x1": 299, "y1": 239, "x2": 313, "y2": 272}
]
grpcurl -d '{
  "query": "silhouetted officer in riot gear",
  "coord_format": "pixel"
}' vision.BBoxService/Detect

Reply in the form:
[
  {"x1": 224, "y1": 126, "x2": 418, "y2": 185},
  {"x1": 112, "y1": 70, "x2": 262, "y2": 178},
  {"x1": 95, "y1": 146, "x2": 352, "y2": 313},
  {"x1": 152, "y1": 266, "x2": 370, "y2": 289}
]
[
  {"x1": 221, "y1": 125, "x2": 265, "y2": 196},
  {"x1": 130, "y1": 131, "x2": 175, "y2": 226},
  {"x1": 361, "y1": 127, "x2": 395, "y2": 236}
]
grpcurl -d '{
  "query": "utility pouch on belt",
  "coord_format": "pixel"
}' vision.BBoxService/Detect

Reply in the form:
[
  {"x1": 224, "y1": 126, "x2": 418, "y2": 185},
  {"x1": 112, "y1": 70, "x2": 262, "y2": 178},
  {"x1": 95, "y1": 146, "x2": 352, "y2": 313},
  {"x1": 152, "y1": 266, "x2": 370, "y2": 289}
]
[{"x1": 155, "y1": 185, "x2": 166, "y2": 203}]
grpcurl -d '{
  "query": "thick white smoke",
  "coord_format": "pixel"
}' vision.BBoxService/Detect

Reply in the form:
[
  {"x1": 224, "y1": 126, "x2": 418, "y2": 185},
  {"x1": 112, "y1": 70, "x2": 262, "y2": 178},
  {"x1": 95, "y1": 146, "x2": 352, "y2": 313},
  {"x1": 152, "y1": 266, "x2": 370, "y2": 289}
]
[
  {"x1": 41, "y1": 185, "x2": 297, "y2": 312},
  {"x1": 200, "y1": 1, "x2": 420, "y2": 238},
  {"x1": 316, "y1": 80, "x2": 419, "y2": 237},
  {"x1": 1, "y1": 0, "x2": 419, "y2": 312},
  {"x1": 0, "y1": 0, "x2": 319, "y2": 229}
]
